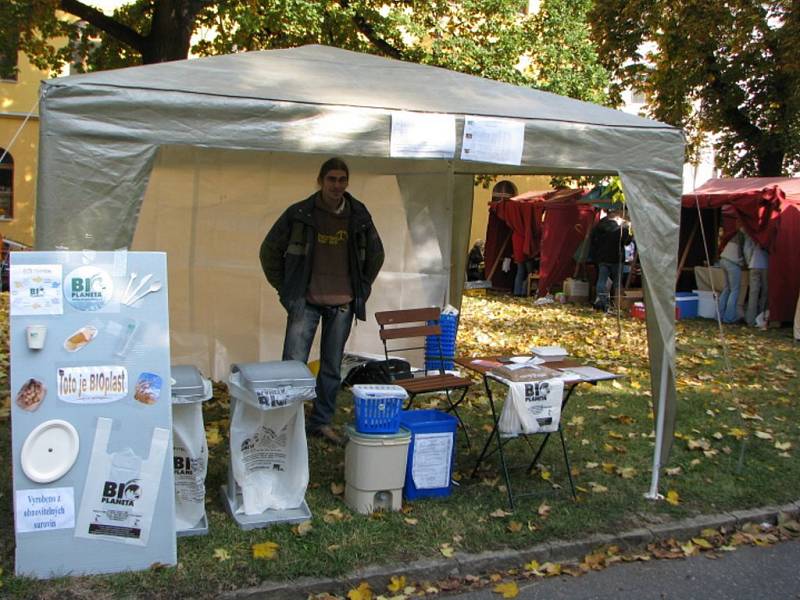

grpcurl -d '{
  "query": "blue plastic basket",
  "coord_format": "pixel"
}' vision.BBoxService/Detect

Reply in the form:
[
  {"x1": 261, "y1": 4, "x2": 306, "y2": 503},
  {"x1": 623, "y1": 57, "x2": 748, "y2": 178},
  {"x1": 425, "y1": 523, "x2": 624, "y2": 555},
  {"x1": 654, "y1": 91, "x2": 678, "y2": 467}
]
[
  {"x1": 425, "y1": 312, "x2": 458, "y2": 371},
  {"x1": 352, "y1": 385, "x2": 407, "y2": 434},
  {"x1": 399, "y1": 409, "x2": 458, "y2": 499}
]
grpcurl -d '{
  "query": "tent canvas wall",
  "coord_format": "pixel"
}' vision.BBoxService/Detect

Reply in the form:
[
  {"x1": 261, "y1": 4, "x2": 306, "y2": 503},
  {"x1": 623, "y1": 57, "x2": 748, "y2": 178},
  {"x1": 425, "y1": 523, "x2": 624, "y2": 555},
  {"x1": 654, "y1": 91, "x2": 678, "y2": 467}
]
[
  {"x1": 681, "y1": 178, "x2": 800, "y2": 322},
  {"x1": 35, "y1": 45, "x2": 684, "y2": 468}
]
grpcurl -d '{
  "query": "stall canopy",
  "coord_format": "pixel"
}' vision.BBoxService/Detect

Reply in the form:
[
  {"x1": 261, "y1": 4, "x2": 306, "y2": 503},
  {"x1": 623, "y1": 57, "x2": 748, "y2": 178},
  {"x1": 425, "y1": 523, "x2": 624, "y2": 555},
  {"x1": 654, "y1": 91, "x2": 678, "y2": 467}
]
[
  {"x1": 681, "y1": 178, "x2": 800, "y2": 321},
  {"x1": 35, "y1": 44, "x2": 684, "y2": 465},
  {"x1": 484, "y1": 189, "x2": 596, "y2": 296}
]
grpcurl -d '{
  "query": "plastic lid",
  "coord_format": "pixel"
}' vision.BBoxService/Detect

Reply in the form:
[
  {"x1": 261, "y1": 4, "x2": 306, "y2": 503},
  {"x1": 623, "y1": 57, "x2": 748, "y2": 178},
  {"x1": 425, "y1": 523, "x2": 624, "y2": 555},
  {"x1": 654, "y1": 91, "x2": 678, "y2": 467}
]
[
  {"x1": 171, "y1": 365, "x2": 210, "y2": 401},
  {"x1": 20, "y1": 419, "x2": 80, "y2": 483},
  {"x1": 231, "y1": 361, "x2": 315, "y2": 390},
  {"x1": 351, "y1": 384, "x2": 409, "y2": 399},
  {"x1": 345, "y1": 424, "x2": 411, "y2": 441}
]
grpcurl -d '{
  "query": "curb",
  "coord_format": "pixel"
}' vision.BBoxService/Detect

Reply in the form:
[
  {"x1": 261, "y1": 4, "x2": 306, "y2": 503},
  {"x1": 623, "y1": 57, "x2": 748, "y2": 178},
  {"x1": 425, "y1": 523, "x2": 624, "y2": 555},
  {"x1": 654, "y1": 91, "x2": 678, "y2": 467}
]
[{"x1": 221, "y1": 501, "x2": 800, "y2": 600}]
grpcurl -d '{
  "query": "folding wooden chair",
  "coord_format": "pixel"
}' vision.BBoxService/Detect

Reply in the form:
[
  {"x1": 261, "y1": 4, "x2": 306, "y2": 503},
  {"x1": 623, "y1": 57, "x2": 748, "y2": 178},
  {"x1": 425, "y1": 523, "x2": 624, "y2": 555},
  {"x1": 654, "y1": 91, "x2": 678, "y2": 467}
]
[{"x1": 375, "y1": 307, "x2": 474, "y2": 448}]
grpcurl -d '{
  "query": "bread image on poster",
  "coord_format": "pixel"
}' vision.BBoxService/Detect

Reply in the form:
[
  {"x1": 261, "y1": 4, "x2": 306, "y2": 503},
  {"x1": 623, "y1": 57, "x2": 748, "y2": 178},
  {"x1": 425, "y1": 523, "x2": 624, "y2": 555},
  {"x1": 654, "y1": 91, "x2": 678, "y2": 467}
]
[
  {"x1": 16, "y1": 378, "x2": 46, "y2": 412},
  {"x1": 134, "y1": 373, "x2": 162, "y2": 406}
]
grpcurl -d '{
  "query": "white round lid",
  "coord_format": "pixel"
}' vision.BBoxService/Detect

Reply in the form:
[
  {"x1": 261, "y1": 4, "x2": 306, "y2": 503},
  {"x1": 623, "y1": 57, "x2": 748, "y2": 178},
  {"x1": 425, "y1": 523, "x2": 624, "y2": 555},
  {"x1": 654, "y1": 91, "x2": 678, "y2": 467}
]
[{"x1": 20, "y1": 419, "x2": 80, "y2": 484}]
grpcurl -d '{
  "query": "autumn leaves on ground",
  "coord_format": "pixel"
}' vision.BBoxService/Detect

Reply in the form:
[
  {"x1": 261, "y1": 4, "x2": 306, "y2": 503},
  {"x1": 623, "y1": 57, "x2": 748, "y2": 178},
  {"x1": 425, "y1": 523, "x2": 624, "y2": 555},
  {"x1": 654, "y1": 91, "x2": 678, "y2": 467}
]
[{"x1": 1, "y1": 291, "x2": 799, "y2": 599}]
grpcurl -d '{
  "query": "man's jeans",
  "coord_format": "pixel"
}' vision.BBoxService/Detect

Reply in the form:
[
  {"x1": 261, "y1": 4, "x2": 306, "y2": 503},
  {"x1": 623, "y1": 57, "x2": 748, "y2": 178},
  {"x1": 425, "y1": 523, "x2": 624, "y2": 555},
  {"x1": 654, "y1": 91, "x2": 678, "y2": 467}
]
[
  {"x1": 718, "y1": 257, "x2": 742, "y2": 324},
  {"x1": 746, "y1": 268, "x2": 768, "y2": 326},
  {"x1": 283, "y1": 302, "x2": 353, "y2": 430},
  {"x1": 595, "y1": 263, "x2": 621, "y2": 307}
]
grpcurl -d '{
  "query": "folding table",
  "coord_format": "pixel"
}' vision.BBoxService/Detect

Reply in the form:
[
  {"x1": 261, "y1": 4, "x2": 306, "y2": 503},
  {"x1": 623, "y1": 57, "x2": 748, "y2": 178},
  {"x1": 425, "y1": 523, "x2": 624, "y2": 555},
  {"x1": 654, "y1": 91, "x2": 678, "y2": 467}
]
[{"x1": 455, "y1": 356, "x2": 619, "y2": 510}]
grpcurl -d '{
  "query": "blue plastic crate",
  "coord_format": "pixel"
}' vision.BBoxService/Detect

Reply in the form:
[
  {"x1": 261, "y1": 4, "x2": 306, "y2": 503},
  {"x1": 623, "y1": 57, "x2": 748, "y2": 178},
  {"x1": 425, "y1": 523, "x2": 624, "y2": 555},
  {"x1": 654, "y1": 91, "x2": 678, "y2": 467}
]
[
  {"x1": 425, "y1": 312, "x2": 458, "y2": 371},
  {"x1": 352, "y1": 385, "x2": 406, "y2": 434},
  {"x1": 399, "y1": 410, "x2": 457, "y2": 499}
]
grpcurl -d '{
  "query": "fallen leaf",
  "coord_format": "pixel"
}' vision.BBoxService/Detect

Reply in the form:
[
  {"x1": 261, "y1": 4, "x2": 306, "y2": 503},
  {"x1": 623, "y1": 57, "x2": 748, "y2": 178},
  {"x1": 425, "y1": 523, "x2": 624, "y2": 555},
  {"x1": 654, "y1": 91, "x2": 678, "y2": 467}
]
[
  {"x1": 348, "y1": 581, "x2": 373, "y2": 600},
  {"x1": 293, "y1": 520, "x2": 313, "y2": 537},
  {"x1": 588, "y1": 482, "x2": 608, "y2": 493},
  {"x1": 754, "y1": 431, "x2": 773, "y2": 440},
  {"x1": 537, "y1": 502, "x2": 551, "y2": 518},
  {"x1": 617, "y1": 467, "x2": 637, "y2": 479},
  {"x1": 213, "y1": 548, "x2": 231, "y2": 561},
  {"x1": 387, "y1": 575, "x2": 406, "y2": 593},
  {"x1": 205, "y1": 426, "x2": 223, "y2": 446},
  {"x1": 507, "y1": 521, "x2": 523, "y2": 533},
  {"x1": 490, "y1": 509, "x2": 513, "y2": 518},
  {"x1": 439, "y1": 543, "x2": 455, "y2": 558},
  {"x1": 665, "y1": 466, "x2": 682, "y2": 476},
  {"x1": 775, "y1": 441, "x2": 792, "y2": 451},
  {"x1": 692, "y1": 537, "x2": 713, "y2": 549},
  {"x1": 252, "y1": 541, "x2": 279, "y2": 560},
  {"x1": 331, "y1": 482, "x2": 345, "y2": 496},
  {"x1": 493, "y1": 582, "x2": 519, "y2": 598},
  {"x1": 666, "y1": 490, "x2": 680, "y2": 505},
  {"x1": 404, "y1": 518, "x2": 419, "y2": 526},
  {"x1": 523, "y1": 559, "x2": 541, "y2": 571},
  {"x1": 324, "y1": 508, "x2": 347, "y2": 524}
]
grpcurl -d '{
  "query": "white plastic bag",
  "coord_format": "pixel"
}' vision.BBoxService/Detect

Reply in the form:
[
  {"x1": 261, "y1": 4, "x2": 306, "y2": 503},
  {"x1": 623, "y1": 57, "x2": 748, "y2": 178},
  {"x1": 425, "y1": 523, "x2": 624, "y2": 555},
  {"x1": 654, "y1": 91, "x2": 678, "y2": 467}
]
[
  {"x1": 75, "y1": 417, "x2": 169, "y2": 546},
  {"x1": 499, "y1": 379, "x2": 564, "y2": 435},
  {"x1": 229, "y1": 400, "x2": 308, "y2": 514},
  {"x1": 172, "y1": 403, "x2": 208, "y2": 530}
]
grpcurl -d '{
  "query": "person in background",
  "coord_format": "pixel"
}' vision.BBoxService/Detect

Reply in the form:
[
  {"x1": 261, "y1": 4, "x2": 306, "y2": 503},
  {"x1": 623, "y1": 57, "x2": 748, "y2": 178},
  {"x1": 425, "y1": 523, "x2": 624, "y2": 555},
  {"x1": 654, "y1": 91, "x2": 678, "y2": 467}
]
[
  {"x1": 743, "y1": 231, "x2": 768, "y2": 327},
  {"x1": 717, "y1": 227, "x2": 746, "y2": 324},
  {"x1": 467, "y1": 239, "x2": 485, "y2": 281},
  {"x1": 589, "y1": 206, "x2": 631, "y2": 311},
  {"x1": 260, "y1": 158, "x2": 385, "y2": 445}
]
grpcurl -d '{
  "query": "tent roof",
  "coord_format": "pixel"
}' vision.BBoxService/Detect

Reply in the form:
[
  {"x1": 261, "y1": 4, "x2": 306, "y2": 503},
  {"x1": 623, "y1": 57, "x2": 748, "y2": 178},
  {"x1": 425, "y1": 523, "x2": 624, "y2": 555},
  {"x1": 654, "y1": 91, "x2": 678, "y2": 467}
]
[
  {"x1": 683, "y1": 177, "x2": 800, "y2": 206},
  {"x1": 52, "y1": 45, "x2": 672, "y2": 130}
]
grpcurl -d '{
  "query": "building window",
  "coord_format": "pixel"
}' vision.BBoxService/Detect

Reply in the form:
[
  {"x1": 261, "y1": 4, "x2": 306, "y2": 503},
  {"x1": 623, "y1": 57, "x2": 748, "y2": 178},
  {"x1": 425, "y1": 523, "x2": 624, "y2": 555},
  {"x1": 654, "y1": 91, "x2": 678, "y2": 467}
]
[
  {"x1": 0, "y1": 150, "x2": 13, "y2": 219},
  {"x1": 491, "y1": 180, "x2": 518, "y2": 203},
  {"x1": 0, "y1": 33, "x2": 19, "y2": 81}
]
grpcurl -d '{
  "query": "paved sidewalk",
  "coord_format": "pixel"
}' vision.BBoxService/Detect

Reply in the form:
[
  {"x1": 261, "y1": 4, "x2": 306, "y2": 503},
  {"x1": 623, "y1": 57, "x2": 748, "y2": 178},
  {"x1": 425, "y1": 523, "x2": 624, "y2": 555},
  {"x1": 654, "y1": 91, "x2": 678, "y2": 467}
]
[{"x1": 223, "y1": 500, "x2": 800, "y2": 600}]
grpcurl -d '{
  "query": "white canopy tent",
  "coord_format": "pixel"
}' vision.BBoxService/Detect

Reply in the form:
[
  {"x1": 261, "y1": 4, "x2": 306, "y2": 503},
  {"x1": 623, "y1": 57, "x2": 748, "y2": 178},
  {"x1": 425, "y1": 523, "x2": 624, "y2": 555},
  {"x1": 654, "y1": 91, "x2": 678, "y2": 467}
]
[{"x1": 36, "y1": 45, "x2": 683, "y2": 479}]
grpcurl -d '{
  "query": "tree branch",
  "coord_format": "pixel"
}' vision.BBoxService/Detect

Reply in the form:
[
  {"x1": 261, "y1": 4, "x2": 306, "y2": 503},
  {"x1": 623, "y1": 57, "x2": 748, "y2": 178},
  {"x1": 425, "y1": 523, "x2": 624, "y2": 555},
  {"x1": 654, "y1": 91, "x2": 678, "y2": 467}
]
[
  {"x1": 336, "y1": 0, "x2": 404, "y2": 59},
  {"x1": 59, "y1": 0, "x2": 147, "y2": 53}
]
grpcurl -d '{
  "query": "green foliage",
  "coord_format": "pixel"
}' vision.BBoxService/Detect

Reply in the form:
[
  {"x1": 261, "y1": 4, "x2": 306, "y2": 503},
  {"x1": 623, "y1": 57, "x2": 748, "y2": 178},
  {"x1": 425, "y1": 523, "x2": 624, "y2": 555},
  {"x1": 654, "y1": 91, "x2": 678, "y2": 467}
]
[
  {"x1": 2, "y1": 1, "x2": 609, "y2": 108},
  {"x1": 590, "y1": 0, "x2": 800, "y2": 176}
]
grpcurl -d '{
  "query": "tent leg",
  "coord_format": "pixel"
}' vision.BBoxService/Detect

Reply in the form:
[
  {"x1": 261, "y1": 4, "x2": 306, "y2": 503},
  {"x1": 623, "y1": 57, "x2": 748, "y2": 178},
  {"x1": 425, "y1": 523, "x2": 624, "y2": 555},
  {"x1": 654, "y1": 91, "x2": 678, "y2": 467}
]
[{"x1": 645, "y1": 351, "x2": 669, "y2": 501}]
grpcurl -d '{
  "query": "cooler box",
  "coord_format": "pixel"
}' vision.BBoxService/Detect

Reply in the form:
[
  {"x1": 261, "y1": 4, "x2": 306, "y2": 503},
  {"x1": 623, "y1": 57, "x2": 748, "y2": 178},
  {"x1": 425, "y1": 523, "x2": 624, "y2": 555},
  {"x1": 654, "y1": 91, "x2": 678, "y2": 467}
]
[
  {"x1": 399, "y1": 410, "x2": 457, "y2": 500},
  {"x1": 222, "y1": 360, "x2": 316, "y2": 530},
  {"x1": 171, "y1": 365, "x2": 213, "y2": 537},
  {"x1": 425, "y1": 311, "x2": 458, "y2": 371},
  {"x1": 676, "y1": 292, "x2": 699, "y2": 320},
  {"x1": 563, "y1": 278, "x2": 590, "y2": 303},
  {"x1": 694, "y1": 289, "x2": 718, "y2": 319},
  {"x1": 344, "y1": 425, "x2": 411, "y2": 514}
]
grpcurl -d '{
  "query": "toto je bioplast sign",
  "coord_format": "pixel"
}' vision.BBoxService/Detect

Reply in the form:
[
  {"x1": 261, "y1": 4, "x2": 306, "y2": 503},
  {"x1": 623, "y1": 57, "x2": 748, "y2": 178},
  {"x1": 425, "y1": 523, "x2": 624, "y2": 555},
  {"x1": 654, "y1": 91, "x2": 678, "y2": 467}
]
[{"x1": 57, "y1": 366, "x2": 128, "y2": 404}]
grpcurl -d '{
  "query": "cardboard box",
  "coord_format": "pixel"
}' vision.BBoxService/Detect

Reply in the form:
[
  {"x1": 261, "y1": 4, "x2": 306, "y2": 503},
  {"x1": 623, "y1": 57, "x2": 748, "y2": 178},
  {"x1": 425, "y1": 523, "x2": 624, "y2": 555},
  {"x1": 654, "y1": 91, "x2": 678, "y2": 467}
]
[
  {"x1": 563, "y1": 278, "x2": 589, "y2": 302},
  {"x1": 619, "y1": 289, "x2": 643, "y2": 310}
]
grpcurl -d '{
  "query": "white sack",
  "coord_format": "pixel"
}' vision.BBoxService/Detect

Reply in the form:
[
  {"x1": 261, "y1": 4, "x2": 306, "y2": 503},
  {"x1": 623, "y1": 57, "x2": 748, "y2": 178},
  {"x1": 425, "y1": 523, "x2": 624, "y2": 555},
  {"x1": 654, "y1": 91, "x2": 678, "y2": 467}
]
[
  {"x1": 499, "y1": 379, "x2": 564, "y2": 436},
  {"x1": 172, "y1": 403, "x2": 208, "y2": 530}
]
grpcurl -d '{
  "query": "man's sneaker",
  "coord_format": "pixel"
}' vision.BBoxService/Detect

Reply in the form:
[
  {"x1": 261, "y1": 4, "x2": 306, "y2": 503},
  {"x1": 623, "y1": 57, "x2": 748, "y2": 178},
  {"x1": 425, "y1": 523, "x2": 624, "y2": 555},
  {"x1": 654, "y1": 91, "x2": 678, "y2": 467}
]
[{"x1": 308, "y1": 425, "x2": 345, "y2": 446}]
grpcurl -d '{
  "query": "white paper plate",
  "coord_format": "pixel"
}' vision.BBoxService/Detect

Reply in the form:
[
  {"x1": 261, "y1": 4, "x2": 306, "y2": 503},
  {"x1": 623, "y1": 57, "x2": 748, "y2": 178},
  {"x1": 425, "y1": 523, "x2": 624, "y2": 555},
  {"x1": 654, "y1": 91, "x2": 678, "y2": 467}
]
[
  {"x1": 531, "y1": 346, "x2": 568, "y2": 357},
  {"x1": 20, "y1": 419, "x2": 80, "y2": 483}
]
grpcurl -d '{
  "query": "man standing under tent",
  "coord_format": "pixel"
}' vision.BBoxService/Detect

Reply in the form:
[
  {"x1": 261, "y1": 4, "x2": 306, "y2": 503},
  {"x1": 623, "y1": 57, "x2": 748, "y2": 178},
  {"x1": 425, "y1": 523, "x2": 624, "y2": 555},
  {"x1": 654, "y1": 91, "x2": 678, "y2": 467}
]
[
  {"x1": 260, "y1": 158, "x2": 385, "y2": 445},
  {"x1": 743, "y1": 231, "x2": 768, "y2": 327},
  {"x1": 589, "y1": 206, "x2": 631, "y2": 312},
  {"x1": 718, "y1": 226, "x2": 746, "y2": 324}
]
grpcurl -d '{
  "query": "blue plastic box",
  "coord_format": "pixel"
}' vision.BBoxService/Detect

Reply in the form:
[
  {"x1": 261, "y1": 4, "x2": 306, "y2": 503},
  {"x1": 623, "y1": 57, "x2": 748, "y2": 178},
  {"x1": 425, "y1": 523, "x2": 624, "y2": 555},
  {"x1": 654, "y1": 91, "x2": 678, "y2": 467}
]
[
  {"x1": 675, "y1": 292, "x2": 699, "y2": 320},
  {"x1": 425, "y1": 312, "x2": 458, "y2": 371},
  {"x1": 352, "y1": 385, "x2": 407, "y2": 434},
  {"x1": 399, "y1": 410, "x2": 457, "y2": 499}
]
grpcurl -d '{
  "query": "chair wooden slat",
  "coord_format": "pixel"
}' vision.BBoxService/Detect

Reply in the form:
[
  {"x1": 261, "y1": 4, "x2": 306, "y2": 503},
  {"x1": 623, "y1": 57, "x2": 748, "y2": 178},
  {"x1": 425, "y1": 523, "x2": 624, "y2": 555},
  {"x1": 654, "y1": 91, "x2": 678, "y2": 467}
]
[
  {"x1": 379, "y1": 324, "x2": 440, "y2": 340},
  {"x1": 375, "y1": 307, "x2": 441, "y2": 325},
  {"x1": 394, "y1": 374, "x2": 472, "y2": 395}
]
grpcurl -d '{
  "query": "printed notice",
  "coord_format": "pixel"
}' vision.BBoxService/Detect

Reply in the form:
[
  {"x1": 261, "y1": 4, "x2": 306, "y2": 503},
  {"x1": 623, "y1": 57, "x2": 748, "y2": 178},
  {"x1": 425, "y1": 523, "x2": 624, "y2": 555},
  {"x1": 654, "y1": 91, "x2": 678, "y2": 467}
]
[
  {"x1": 460, "y1": 116, "x2": 525, "y2": 165},
  {"x1": 57, "y1": 365, "x2": 128, "y2": 404},
  {"x1": 390, "y1": 111, "x2": 456, "y2": 158},
  {"x1": 15, "y1": 487, "x2": 75, "y2": 533},
  {"x1": 9, "y1": 264, "x2": 63, "y2": 316},
  {"x1": 411, "y1": 432, "x2": 453, "y2": 490}
]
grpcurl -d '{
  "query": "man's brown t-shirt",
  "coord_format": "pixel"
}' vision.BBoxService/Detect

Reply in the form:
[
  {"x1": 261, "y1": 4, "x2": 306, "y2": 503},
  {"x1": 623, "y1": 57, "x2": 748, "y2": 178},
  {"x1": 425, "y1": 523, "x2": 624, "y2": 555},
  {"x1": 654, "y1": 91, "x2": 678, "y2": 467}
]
[{"x1": 306, "y1": 198, "x2": 353, "y2": 306}]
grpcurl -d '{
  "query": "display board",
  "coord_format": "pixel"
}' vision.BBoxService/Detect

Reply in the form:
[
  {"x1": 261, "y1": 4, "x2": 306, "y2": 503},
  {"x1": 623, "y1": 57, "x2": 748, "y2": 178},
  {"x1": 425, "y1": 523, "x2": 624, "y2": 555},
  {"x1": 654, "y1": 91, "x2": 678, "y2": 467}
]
[{"x1": 9, "y1": 251, "x2": 176, "y2": 578}]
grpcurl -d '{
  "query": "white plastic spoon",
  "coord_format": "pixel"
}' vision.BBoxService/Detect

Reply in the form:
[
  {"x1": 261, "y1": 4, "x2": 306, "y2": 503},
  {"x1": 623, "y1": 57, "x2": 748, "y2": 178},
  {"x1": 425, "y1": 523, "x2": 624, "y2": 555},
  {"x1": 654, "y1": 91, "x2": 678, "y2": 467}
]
[{"x1": 127, "y1": 280, "x2": 163, "y2": 306}]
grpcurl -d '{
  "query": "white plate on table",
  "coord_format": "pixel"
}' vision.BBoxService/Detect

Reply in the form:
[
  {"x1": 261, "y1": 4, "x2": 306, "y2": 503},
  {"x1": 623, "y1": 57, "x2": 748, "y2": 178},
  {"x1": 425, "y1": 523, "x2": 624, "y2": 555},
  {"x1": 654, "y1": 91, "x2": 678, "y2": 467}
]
[{"x1": 509, "y1": 356, "x2": 544, "y2": 364}]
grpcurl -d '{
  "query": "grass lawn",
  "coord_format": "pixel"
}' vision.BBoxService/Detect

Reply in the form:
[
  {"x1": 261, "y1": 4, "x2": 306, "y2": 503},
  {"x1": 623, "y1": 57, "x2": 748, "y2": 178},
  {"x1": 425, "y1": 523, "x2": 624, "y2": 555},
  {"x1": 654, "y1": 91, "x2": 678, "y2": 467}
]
[{"x1": 1, "y1": 290, "x2": 798, "y2": 598}]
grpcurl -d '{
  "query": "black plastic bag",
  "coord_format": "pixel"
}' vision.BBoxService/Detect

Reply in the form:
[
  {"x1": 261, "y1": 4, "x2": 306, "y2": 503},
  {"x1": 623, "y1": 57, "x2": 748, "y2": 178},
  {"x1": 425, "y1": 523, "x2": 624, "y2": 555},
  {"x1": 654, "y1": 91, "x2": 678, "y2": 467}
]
[{"x1": 343, "y1": 359, "x2": 412, "y2": 387}]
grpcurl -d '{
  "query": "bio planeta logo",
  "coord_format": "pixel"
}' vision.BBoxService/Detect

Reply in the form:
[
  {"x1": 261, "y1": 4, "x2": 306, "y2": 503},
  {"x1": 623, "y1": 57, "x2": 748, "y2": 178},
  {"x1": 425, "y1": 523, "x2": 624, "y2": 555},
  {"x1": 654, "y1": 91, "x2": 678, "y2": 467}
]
[{"x1": 64, "y1": 266, "x2": 114, "y2": 311}]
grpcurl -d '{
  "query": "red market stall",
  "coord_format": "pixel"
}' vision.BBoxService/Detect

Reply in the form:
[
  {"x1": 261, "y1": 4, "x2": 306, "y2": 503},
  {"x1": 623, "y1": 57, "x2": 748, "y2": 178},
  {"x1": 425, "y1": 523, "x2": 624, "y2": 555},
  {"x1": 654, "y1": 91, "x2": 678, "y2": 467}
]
[{"x1": 681, "y1": 178, "x2": 800, "y2": 322}]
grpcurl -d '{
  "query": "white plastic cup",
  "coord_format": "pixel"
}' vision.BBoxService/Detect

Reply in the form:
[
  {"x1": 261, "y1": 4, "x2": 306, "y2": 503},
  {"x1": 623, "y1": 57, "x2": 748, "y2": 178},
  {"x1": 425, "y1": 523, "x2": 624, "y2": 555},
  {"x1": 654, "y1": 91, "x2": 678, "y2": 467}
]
[{"x1": 26, "y1": 325, "x2": 47, "y2": 350}]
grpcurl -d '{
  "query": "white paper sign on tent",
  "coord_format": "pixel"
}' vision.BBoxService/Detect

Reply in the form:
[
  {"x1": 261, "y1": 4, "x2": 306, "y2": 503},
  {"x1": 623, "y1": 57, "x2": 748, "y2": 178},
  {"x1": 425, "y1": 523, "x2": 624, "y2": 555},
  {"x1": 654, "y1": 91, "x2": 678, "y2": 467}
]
[
  {"x1": 390, "y1": 111, "x2": 456, "y2": 158},
  {"x1": 460, "y1": 116, "x2": 525, "y2": 165}
]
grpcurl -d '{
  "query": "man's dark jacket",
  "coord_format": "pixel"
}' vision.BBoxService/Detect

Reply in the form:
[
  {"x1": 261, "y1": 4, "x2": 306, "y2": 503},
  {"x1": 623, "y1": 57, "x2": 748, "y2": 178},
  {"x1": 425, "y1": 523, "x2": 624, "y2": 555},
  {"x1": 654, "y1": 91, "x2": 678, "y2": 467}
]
[
  {"x1": 259, "y1": 192, "x2": 384, "y2": 321},
  {"x1": 589, "y1": 216, "x2": 631, "y2": 265}
]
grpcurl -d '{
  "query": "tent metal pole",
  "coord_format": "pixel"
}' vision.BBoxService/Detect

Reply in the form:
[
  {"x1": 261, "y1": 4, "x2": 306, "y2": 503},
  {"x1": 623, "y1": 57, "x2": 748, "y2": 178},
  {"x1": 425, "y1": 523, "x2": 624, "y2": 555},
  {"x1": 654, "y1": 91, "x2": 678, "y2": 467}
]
[{"x1": 645, "y1": 350, "x2": 669, "y2": 500}]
